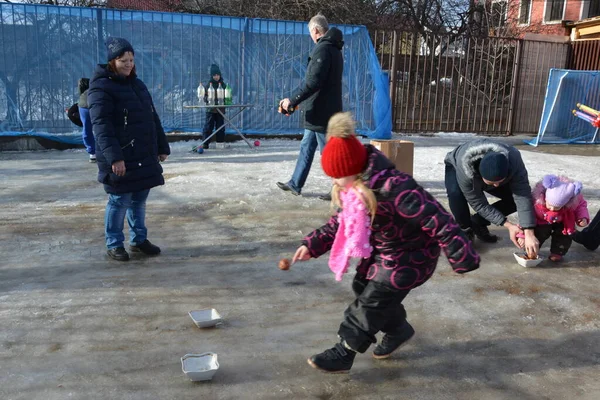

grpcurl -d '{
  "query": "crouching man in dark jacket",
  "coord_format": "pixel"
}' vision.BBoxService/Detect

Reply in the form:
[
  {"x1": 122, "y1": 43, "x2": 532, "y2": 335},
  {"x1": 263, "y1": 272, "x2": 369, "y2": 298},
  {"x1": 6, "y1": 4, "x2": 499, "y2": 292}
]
[{"x1": 444, "y1": 139, "x2": 539, "y2": 257}]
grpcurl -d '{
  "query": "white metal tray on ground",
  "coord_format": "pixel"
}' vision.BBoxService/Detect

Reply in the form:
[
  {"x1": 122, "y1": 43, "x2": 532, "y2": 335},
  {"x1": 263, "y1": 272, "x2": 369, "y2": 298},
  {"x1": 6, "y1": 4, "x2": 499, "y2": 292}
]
[
  {"x1": 181, "y1": 353, "x2": 219, "y2": 381},
  {"x1": 189, "y1": 309, "x2": 222, "y2": 328},
  {"x1": 513, "y1": 252, "x2": 544, "y2": 267}
]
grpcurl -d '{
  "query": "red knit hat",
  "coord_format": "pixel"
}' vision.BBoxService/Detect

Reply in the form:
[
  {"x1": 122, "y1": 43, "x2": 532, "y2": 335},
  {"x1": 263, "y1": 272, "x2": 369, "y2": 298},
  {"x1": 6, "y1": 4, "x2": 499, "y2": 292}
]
[{"x1": 321, "y1": 113, "x2": 368, "y2": 178}]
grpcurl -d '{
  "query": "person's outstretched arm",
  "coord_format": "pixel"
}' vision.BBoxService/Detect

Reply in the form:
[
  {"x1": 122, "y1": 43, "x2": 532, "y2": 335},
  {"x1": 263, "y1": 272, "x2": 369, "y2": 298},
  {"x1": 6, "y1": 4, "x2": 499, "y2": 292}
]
[{"x1": 300, "y1": 215, "x2": 340, "y2": 259}]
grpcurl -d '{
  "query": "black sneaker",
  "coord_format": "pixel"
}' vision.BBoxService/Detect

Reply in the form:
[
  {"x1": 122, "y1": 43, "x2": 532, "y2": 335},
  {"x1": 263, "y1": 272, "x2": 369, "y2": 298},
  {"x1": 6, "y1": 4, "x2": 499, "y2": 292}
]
[
  {"x1": 373, "y1": 321, "x2": 415, "y2": 359},
  {"x1": 307, "y1": 342, "x2": 356, "y2": 374},
  {"x1": 318, "y1": 193, "x2": 332, "y2": 201},
  {"x1": 276, "y1": 182, "x2": 301, "y2": 196},
  {"x1": 472, "y1": 224, "x2": 498, "y2": 243},
  {"x1": 107, "y1": 247, "x2": 130, "y2": 261},
  {"x1": 130, "y1": 239, "x2": 161, "y2": 255},
  {"x1": 202, "y1": 142, "x2": 209, "y2": 150}
]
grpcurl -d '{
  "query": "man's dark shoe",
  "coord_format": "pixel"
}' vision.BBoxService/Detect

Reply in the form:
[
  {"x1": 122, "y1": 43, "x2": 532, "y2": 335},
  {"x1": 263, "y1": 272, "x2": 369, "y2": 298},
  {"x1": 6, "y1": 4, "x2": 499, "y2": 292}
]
[
  {"x1": 130, "y1": 239, "x2": 161, "y2": 255},
  {"x1": 276, "y1": 182, "x2": 301, "y2": 196},
  {"x1": 573, "y1": 231, "x2": 600, "y2": 251},
  {"x1": 202, "y1": 142, "x2": 209, "y2": 150},
  {"x1": 107, "y1": 247, "x2": 130, "y2": 261},
  {"x1": 471, "y1": 223, "x2": 498, "y2": 243},
  {"x1": 319, "y1": 193, "x2": 332, "y2": 201},
  {"x1": 307, "y1": 342, "x2": 356, "y2": 373},
  {"x1": 373, "y1": 321, "x2": 415, "y2": 359}
]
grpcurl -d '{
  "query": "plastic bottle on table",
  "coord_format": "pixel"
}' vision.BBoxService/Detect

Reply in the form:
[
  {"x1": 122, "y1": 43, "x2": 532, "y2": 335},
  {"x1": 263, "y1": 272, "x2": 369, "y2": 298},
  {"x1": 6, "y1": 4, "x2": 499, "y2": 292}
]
[
  {"x1": 206, "y1": 84, "x2": 215, "y2": 105},
  {"x1": 196, "y1": 83, "x2": 205, "y2": 103},
  {"x1": 216, "y1": 82, "x2": 225, "y2": 105},
  {"x1": 224, "y1": 85, "x2": 232, "y2": 105}
]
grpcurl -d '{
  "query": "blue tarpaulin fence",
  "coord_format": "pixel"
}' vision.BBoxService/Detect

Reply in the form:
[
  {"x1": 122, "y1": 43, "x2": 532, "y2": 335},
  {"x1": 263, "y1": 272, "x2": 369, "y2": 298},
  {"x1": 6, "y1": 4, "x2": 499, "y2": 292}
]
[
  {"x1": 528, "y1": 69, "x2": 600, "y2": 146},
  {"x1": 0, "y1": 4, "x2": 391, "y2": 144}
]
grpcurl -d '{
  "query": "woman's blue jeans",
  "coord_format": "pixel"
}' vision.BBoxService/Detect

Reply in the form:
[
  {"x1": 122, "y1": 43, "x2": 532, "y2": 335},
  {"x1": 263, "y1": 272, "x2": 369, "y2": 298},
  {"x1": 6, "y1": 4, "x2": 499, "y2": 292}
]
[{"x1": 105, "y1": 189, "x2": 150, "y2": 249}]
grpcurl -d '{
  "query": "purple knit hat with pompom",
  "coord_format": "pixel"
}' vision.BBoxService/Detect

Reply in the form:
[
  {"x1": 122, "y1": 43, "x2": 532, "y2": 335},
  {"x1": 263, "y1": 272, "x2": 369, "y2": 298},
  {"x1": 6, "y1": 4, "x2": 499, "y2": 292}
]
[{"x1": 543, "y1": 174, "x2": 582, "y2": 208}]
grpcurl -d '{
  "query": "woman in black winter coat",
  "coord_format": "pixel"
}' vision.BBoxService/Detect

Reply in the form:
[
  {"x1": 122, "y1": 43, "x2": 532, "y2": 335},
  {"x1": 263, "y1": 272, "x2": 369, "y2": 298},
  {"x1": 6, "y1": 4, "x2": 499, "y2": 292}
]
[{"x1": 88, "y1": 37, "x2": 171, "y2": 262}]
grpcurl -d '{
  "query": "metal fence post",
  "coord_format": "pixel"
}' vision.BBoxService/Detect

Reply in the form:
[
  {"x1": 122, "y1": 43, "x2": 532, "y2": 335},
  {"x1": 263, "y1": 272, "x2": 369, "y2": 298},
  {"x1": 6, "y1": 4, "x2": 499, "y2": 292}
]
[
  {"x1": 389, "y1": 30, "x2": 399, "y2": 124},
  {"x1": 507, "y1": 39, "x2": 522, "y2": 136},
  {"x1": 96, "y1": 8, "x2": 103, "y2": 64}
]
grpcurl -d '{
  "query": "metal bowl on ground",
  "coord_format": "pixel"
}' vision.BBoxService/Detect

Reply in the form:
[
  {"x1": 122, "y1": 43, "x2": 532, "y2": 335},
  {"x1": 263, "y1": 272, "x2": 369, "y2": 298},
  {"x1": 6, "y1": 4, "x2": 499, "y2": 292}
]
[
  {"x1": 181, "y1": 352, "x2": 219, "y2": 381},
  {"x1": 513, "y1": 252, "x2": 544, "y2": 268},
  {"x1": 188, "y1": 309, "x2": 222, "y2": 328}
]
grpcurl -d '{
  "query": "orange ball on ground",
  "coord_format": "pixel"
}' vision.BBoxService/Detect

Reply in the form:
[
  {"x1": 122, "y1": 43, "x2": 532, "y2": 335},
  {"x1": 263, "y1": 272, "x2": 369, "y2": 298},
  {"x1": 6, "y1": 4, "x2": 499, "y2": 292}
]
[{"x1": 278, "y1": 258, "x2": 290, "y2": 270}]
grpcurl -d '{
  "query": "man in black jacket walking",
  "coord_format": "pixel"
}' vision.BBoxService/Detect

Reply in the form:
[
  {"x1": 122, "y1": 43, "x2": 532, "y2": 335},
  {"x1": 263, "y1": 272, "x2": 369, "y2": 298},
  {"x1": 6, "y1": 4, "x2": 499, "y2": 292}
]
[{"x1": 277, "y1": 14, "x2": 344, "y2": 198}]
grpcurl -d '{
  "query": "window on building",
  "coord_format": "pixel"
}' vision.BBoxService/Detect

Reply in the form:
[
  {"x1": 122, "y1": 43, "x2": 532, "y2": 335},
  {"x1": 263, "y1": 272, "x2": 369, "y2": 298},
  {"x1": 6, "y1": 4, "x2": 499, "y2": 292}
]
[
  {"x1": 545, "y1": 0, "x2": 565, "y2": 22},
  {"x1": 585, "y1": 0, "x2": 600, "y2": 18},
  {"x1": 519, "y1": 0, "x2": 531, "y2": 24},
  {"x1": 491, "y1": 0, "x2": 508, "y2": 27}
]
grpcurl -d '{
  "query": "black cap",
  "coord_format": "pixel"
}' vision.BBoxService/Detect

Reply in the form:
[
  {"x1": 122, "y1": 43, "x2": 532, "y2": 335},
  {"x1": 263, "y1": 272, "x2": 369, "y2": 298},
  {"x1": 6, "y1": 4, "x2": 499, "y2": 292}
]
[
  {"x1": 106, "y1": 37, "x2": 134, "y2": 61},
  {"x1": 479, "y1": 152, "x2": 509, "y2": 181}
]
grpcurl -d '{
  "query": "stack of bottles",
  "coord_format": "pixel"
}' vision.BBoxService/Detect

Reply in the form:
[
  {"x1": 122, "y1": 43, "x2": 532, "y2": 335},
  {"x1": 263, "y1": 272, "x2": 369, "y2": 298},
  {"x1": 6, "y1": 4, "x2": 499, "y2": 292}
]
[{"x1": 197, "y1": 83, "x2": 233, "y2": 106}]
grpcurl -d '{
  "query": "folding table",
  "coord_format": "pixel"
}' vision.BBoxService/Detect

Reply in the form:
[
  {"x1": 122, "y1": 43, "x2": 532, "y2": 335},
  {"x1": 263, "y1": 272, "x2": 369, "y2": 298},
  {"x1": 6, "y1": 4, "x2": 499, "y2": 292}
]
[{"x1": 183, "y1": 104, "x2": 255, "y2": 150}]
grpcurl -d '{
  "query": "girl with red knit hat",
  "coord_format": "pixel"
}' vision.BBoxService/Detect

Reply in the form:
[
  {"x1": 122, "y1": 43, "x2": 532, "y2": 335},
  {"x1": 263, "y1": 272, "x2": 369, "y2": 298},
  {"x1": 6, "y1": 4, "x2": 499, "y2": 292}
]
[{"x1": 291, "y1": 112, "x2": 481, "y2": 374}]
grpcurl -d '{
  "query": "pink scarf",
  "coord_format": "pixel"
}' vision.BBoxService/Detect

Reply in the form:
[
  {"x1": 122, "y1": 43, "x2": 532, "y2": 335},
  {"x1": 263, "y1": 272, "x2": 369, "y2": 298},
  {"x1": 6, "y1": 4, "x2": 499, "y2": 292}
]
[{"x1": 329, "y1": 189, "x2": 373, "y2": 281}]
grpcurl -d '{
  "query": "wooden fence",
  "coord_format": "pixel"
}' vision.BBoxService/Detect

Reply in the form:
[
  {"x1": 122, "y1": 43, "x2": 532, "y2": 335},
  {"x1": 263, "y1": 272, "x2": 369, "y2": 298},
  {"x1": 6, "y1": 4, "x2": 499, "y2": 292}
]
[{"x1": 371, "y1": 30, "x2": 572, "y2": 135}]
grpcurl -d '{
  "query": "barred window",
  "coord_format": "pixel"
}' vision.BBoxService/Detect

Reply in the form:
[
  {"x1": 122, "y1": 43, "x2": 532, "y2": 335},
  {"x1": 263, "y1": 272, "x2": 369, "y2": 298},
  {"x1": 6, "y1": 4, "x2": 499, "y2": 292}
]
[
  {"x1": 586, "y1": 0, "x2": 600, "y2": 18},
  {"x1": 519, "y1": 0, "x2": 531, "y2": 25},
  {"x1": 491, "y1": 0, "x2": 508, "y2": 27},
  {"x1": 545, "y1": 0, "x2": 565, "y2": 22}
]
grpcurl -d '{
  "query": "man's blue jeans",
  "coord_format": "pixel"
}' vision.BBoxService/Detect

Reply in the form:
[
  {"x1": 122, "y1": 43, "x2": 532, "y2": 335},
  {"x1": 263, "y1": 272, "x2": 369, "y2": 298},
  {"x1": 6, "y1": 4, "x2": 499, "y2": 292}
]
[
  {"x1": 287, "y1": 129, "x2": 327, "y2": 193},
  {"x1": 105, "y1": 189, "x2": 150, "y2": 249}
]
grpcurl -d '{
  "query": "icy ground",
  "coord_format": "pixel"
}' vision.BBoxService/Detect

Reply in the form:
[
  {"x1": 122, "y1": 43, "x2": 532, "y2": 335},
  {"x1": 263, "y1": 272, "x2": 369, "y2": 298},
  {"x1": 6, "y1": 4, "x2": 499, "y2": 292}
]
[{"x1": 0, "y1": 133, "x2": 599, "y2": 400}]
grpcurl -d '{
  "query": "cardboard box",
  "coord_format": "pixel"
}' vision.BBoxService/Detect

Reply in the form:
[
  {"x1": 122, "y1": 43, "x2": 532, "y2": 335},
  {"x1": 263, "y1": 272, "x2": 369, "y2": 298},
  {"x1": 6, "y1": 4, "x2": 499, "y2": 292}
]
[{"x1": 370, "y1": 140, "x2": 414, "y2": 176}]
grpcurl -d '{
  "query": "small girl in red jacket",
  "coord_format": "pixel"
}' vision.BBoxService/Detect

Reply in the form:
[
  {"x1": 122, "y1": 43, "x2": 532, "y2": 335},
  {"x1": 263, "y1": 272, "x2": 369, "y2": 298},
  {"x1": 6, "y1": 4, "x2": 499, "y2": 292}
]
[
  {"x1": 291, "y1": 112, "x2": 480, "y2": 374},
  {"x1": 531, "y1": 174, "x2": 589, "y2": 261}
]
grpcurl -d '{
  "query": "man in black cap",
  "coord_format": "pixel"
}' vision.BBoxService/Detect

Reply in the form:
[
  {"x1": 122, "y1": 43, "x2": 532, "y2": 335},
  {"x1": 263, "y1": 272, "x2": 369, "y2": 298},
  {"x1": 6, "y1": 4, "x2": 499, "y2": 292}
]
[{"x1": 444, "y1": 139, "x2": 539, "y2": 257}]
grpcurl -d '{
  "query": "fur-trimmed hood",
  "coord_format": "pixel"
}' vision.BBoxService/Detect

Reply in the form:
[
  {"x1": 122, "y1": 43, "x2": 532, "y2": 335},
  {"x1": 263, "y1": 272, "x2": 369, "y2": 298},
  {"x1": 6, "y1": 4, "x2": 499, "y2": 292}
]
[{"x1": 460, "y1": 141, "x2": 509, "y2": 180}]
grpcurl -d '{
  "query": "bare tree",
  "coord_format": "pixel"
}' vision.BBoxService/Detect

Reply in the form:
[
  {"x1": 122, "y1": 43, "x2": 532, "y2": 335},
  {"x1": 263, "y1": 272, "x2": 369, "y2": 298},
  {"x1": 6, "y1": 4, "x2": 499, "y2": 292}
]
[
  {"x1": 3, "y1": 0, "x2": 106, "y2": 6},
  {"x1": 175, "y1": 0, "x2": 380, "y2": 27}
]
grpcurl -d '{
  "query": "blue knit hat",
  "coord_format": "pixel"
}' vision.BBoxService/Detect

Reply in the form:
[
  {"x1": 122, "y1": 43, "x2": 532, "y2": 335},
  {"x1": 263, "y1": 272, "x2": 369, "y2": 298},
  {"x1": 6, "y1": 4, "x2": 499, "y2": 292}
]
[
  {"x1": 479, "y1": 152, "x2": 509, "y2": 181},
  {"x1": 106, "y1": 37, "x2": 134, "y2": 61}
]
